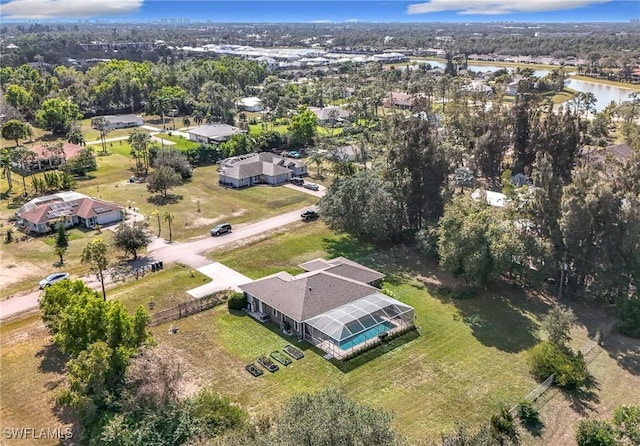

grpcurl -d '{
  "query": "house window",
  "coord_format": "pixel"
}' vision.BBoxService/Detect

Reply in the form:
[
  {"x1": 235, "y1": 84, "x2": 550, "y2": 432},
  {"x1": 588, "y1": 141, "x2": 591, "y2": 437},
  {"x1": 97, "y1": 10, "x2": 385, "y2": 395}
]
[
  {"x1": 294, "y1": 321, "x2": 299, "y2": 331},
  {"x1": 272, "y1": 308, "x2": 278, "y2": 317}
]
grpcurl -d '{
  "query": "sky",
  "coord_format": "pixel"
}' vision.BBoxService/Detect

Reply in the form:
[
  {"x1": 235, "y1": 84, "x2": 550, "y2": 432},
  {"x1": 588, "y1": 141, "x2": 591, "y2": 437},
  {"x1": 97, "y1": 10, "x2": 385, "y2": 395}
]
[{"x1": 0, "y1": 0, "x2": 638, "y2": 22}]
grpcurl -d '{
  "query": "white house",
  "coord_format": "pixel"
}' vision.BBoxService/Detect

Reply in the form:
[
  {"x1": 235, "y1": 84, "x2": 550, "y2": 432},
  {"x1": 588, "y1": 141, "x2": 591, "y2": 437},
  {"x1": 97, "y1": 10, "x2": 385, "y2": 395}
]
[
  {"x1": 94, "y1": 114, "x2": 144, "y2": 130},
  {"x1": 236, "y1": 97, "x2": 264, "y2": 112},
  {"x1": 15, "y1": 191, "x2": 124, "y2": 233},
  {"x1": 187, "y1": 124, "x2": 245, "y2": 144},
  {"x1": 218, "y1": 152, "x2": 307, "y2": 188}
]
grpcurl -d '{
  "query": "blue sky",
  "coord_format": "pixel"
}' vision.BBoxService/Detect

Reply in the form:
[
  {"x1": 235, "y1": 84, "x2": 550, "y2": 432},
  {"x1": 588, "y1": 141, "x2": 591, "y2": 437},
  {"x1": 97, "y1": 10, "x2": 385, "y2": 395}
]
[{"x1": 1, "y1": 0, "x2": 638, "y2": 22}]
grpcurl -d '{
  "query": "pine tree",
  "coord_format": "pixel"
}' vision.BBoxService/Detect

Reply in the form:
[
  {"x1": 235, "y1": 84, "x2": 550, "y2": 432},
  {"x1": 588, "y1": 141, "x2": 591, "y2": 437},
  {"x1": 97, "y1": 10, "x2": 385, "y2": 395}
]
[{"x1": 54, "y1": 221, "x2": 69, "y2": 265}]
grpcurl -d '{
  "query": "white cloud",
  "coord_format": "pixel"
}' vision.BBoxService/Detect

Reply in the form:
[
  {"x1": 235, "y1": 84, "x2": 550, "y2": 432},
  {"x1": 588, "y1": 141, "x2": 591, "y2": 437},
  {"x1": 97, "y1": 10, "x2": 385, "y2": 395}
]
[
  {"x1": 345, "y1": 18, "x2": 360, "y2": 23},
  {"x1": 407, "y1": 0, "x2": 612, "y2": 15},
  {"x1": 1, "y1": 0, "x2": 143, "y2": 19}
]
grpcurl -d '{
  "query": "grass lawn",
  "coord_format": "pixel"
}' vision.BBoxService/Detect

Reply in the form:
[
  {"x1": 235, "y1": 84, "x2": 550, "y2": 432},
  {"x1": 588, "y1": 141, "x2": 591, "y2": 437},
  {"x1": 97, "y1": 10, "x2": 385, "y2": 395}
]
[
  {"x1": 162, "y1": 222, "x2": 544, "y2": 441},
  {"x1": 107, "y1": 263, "x2": 210, "y2": 314},
  {"x1": 153, "y1": 134, "x2": 200, "y2": 150}
]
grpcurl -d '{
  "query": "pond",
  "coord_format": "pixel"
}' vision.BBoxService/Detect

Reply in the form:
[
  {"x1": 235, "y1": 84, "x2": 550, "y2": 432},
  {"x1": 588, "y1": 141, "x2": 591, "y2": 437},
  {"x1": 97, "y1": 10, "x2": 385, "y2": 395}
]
[
  {"x1": 564, "y1": 79, "x2": 637, "y2": 112},
  {"x1": 410, "y1": 59, "x2": 549, "y2": 78}
]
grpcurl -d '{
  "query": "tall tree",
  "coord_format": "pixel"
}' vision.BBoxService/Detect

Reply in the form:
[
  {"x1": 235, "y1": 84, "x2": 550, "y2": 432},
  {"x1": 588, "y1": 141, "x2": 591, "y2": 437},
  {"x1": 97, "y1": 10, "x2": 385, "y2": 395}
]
[
  {"x1": 163, "y1": 212, "x2": 175, "y2": 243},
  {"x1": 288, "y1": 105, "x2": 318, "y2": 147},
  {"x1": 147, "y1": 166, "x2": 182, "y2": 198},
  {"x1": 54, "y1": 220, "x2": 69, "y2": 265},
  {"x1": 36, "y1": 97, "x2": 82, "y2": 135},
  {"x1": 1, "y1": 119, "x2": 31, "y2": 146},
  {"x1": 113, "y1": 222, "x2": 151, "y2": 260},
  {"x1": 128, "y1": 130, "x2": 151, "y2": 175},
  {"x1": 81, "y1": 239, "x2": 109, "y2": 301},
  {"x1": 91, "y1": 116, "x2": 112, "y2": 155}
]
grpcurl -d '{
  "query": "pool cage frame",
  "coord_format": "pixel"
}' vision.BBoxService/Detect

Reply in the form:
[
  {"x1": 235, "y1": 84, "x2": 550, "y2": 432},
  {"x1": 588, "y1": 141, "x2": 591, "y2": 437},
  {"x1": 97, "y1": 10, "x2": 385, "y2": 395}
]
[{"x1": 304, "y1": 292, "x2": 414, "y2": 360}]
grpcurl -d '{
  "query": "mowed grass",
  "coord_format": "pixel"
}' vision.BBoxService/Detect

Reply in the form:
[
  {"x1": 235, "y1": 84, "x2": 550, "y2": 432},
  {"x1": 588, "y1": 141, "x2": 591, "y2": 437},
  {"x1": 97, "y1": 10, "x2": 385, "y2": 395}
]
[
  {"x1": 159, "y1": 222, "x2": 539, "y2": 441},
  {"x1": 108, "y1": 263, "x2": 210, "y2": 314},
  {"x1": 153, "y1": 134, "x2": 200, "y2": 150}
]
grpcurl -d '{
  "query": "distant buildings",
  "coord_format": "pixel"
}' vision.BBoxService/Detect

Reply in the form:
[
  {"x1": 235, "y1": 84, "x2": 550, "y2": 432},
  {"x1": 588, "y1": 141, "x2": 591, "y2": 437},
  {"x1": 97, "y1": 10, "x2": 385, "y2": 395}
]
[
  {"x1": 187, "y1": 124, "x2": 245, "y2": 144},
  {"x1": 236, "y1": 97, "x2": 264, "y2": 112}
]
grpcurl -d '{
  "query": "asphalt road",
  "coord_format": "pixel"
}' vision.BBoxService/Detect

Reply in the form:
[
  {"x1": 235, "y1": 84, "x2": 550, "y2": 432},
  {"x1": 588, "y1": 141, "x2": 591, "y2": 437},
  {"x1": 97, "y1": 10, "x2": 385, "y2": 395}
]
[{"x1": 0, "y1": 201, "x2": 321, "y2": 320}]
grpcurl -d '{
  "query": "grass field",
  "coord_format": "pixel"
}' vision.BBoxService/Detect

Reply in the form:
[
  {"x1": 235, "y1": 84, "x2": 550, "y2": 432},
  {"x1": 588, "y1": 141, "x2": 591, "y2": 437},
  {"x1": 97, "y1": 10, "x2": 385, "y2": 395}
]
[{"x1": 153, "y1": 134, "x2": 200, "y2": 150}]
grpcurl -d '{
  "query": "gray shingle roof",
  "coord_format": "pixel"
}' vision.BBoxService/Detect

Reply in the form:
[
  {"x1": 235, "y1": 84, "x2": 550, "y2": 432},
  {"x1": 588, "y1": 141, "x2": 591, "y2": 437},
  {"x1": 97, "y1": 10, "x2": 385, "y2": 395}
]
[
  {"x1": 189, "y1": 124, "x2": 244, "y2": 140},
  {"x1": 239, "y1": 270, "x2": 379, "y2": 321}
]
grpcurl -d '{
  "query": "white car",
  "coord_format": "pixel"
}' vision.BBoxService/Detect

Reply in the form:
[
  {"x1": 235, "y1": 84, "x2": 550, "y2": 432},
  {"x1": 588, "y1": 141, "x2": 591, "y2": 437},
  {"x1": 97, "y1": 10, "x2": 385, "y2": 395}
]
[
  {"x1": 39, "y1": 272, "x2": 70, "y2": 289},
  {"x1": 303, "y1": 182, "x2": 320, "y2": 191}
]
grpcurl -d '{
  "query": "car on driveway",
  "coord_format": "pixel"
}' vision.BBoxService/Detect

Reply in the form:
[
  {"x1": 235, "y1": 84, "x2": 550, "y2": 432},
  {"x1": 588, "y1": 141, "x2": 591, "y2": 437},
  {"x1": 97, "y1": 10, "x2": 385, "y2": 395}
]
[
  {"x1": 301, "y1": 210, "x2": 319, "y2": 221},
  {"x1": 287, "y1": 151, "x2": 302, "y2": 159},
  {"x1": 211, "y1": 223, "x2": 232, "y2": 236},
  {"x1": 303, "y1": 182, "x2": 320, "y2": 191},
  {"x1": 289, "y1": 177, "x2": 304, "y2": 186},
  {"x1": 39, "y1": 272, "x2": 70, "y2": 289}
]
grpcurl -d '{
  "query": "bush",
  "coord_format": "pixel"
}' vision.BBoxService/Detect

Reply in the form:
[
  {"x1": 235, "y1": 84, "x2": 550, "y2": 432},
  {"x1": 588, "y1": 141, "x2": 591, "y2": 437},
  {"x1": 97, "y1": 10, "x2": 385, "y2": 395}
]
[
  {"x1": 527, "y1": 341, "x2": 589, "y2": 388},
  {"x1": 437, "y1": 285, "x2": 479, "y2": 300},
  {"x1": 576, "y1": 419, "x2": 617, "y2": 446},
  {"x1": 517, "y1": 400, "x2": 540, "y2": 425},
  {"x1": 227, "y1": 292, "x2": 247, "y2": 311},
  {"x1": 490, "y1": 407, "x2": 519, "y2": 444},
  {"x1": 618, "y1": 298, "x2": 640, "y2": 338}
]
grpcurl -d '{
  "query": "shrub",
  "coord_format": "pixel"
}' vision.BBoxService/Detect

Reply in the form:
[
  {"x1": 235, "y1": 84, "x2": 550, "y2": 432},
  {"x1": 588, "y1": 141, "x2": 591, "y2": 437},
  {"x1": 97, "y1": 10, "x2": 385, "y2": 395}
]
[
  {"x1": 618, "y1": 298, "x2": 640, "y2": 338},
  {"x1": 490, "y1": 407, "x2": 519, "y2": 444},
  {"x1": 227, "y1": 292, "x2": 247, "y2": 311},
  {"x1": 527, "y1": 341, "x2": 589, "y2": 388},
  {"x1": 517, "y1": 400, "x2": 540, "y2": 425},
  {"x1": 575, "y1": 419, "x2": 617, "y2": 446},
  {"x1": 437, "y1": 285, "x2": 479, "y2": 300}
]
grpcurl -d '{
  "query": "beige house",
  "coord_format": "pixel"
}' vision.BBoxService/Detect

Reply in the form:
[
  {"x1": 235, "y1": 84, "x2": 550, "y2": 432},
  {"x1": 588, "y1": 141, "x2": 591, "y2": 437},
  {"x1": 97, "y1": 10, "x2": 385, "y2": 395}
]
[{"x1": 218, "y1": 152, "x2": 307, "y2": 188}]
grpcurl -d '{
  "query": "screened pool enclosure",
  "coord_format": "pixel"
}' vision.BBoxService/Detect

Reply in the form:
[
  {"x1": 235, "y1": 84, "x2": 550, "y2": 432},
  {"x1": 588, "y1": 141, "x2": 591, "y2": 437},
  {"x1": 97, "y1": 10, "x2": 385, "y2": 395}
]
[{"x1": 304, "y1": 293, "x2": 414, "y2": 359}]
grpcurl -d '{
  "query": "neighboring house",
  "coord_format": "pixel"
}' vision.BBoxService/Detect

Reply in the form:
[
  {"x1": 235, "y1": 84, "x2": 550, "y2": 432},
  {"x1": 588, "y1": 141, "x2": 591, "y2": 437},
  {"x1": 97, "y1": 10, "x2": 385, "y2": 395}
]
[
  {"x1": 187, "y1": 124, "x2": 245, "y2": 144},
  {"x1": 94, "y1": 114, "x2": 144, "y2": 130},
  {"x1": 236, "y1": 97, "x2": 264, "y2": 112},
  {"x1": 308, "y1": 106, "x2": 351, "y2": 125},
  {"x1": 383, "y1": 92, "x2": 427, "y2": 110},
  {"x1": 580, "y1": 143, "x2": 634, "y2": 164},
  {"x1": 15, "y1": 191, "x2": 124, "y2": 233},
  {"x1": 505, "y1": 81, "x2": 520, "y2": 96},
  {"x1": 239, "y1": 257, "x2": 414, "y2": 359},
  {"x1": 463, "y1": 80, "x2": 493, "y2": 95},
  {"x1": 471, "y1": 189, "x2": 506, "y2": 207},
  {"x1": 15, "y1": 142, "x2": 87, "y2": 173},
  {"x1": 218, "y1": 152, "x2": 307, "y2": 188},
  {"x1": 333, "y1": 144, "x2": 360, "y2": 162}
]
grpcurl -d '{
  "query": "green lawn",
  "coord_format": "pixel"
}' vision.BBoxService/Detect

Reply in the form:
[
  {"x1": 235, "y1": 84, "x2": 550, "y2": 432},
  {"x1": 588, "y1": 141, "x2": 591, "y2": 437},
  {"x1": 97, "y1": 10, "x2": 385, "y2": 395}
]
[
  {"x1": 153, "y1": 134, "x2": 200, "y2": 150},
  {"x1": 161, "y1": 223, "x2": 541, "y2": 442}
]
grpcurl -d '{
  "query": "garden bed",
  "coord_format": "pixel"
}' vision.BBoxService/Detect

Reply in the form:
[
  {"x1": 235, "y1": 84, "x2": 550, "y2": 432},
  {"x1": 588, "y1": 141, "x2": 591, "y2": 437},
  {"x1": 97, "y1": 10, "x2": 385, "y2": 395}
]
[
  {"x1": 257, "y1": 356, "x2": 279, "y2": 372},
  {"x1": 283, "y1": 344, "x2": 304, "y2": 360},
  {"x1": 245, "y1": 363, "x2": 264, "y2": 377},
  {"x1": 270, "y1": 350, "x2": 292, "y2": 366}
]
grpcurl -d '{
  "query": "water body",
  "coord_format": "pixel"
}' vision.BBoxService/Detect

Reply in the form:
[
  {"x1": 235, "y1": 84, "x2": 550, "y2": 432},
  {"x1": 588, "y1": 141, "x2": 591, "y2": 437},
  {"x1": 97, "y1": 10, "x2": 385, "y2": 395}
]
[
  {"x1": 411, "y1": 59, "x2": 550, "y2": 78},
  {"x1": 564, "y1": 79, "x2": 636, "y2": 112}
]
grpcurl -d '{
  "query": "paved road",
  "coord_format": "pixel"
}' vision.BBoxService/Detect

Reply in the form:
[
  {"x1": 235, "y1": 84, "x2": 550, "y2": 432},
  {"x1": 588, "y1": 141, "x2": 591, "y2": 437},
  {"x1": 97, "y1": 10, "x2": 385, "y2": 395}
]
[{"x1": 0, "y1": 204, "x2": 319, "y2": 320}]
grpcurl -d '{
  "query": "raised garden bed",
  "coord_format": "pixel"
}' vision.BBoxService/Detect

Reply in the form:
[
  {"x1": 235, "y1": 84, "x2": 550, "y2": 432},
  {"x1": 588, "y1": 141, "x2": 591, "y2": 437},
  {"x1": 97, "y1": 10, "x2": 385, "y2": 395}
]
[
  {"x1": 257, "y1": 356, "x2": 279, "y2": 372},
  {"x1": 270, "y1": 350, "x2": 292, "y2": 366},
  {"x1": 245, "y1": 363, "x2": 264, "y2": 377},
  {"x1": 283, "y1": 344, "x2": 304, "y2": 360}
]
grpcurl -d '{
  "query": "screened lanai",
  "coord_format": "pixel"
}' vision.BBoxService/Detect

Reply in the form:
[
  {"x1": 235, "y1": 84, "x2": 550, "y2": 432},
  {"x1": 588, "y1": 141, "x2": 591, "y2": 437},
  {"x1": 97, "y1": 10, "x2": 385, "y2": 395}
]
[{"x1": 304, "y1": 292, "x2": 414, "y2": 359}]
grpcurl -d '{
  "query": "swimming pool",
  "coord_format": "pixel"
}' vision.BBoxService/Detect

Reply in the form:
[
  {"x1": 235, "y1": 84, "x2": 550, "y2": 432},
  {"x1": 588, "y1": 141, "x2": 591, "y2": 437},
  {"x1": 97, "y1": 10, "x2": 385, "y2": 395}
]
[{"x1": 339, "y1": 321, "x2": 395, "y2": 350}]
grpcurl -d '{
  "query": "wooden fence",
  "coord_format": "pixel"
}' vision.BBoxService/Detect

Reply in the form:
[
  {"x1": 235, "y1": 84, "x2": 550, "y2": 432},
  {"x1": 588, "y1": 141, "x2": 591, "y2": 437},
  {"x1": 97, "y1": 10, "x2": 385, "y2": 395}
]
[{"x1": 150, "y1": 290, "x2": 232, "y2": 326}]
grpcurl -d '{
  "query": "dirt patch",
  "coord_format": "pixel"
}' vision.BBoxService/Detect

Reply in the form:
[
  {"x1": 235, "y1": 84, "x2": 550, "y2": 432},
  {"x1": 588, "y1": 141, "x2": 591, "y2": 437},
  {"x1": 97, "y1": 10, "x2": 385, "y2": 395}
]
[
  {"x1": 0, "y1": 261, "x2": 38, "y2": 288},
  {"x1": 192, "y1": 217, "x2": 218, "y2": 227}
]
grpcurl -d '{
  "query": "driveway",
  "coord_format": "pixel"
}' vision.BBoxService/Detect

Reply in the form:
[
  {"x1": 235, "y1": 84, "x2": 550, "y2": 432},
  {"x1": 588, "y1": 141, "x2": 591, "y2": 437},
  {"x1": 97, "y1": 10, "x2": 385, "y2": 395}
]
[
  {"x1": 283, "y1": 182, "x2": 326, "y2": 198},
  {"x1": 186, "y1": 263, "x2": 251, "y2": 298}
]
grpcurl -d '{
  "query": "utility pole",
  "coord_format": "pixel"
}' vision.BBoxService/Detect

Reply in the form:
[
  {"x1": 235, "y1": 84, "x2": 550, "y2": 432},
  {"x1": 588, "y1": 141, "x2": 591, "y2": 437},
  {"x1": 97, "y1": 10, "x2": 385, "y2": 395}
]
[{"x1": 558, "y1": 252, "x2": 568, "y2": 299}]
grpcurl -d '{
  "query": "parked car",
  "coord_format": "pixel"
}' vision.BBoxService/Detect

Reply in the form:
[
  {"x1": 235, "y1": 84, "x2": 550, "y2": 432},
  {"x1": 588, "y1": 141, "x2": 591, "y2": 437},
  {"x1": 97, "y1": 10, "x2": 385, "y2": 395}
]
[
  {"x1": 290, "y1": 177, "x2": 304, "y2": 186},
  {"x1": 287, "y1": 151, "x2": 302, "y2": 159},
  {"x1": 301, "y1": 210, "x2": 319, "y2": 221},
  {"x1": 211, "y1": 223, "x2": 232, "y2": 236},
  {"x1": 303, "y1": 182, "x2": 320, "y2": 191},
  {"x1": 39, "y1": 272, "x2": 70, "y2": 289}
]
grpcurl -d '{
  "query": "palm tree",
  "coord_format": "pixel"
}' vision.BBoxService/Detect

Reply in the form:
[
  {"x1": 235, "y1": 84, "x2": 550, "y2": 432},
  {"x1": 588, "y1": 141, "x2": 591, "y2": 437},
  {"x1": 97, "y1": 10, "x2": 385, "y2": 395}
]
[
  {"x1": 182, "y1": 116, "x2": 191, "y2": 130},
  {"x1": 150, "y1": 209, "x2": 162, "y2": 237},
  {"x1": 192, "y1": 110, "x2": 204, "y2": 127},
  {"x1": 164, "y1": 212, "x2": 175, "y2": 243},
  {"x1": 307, "y1": 149, "x2": 326, "y2": 178}
]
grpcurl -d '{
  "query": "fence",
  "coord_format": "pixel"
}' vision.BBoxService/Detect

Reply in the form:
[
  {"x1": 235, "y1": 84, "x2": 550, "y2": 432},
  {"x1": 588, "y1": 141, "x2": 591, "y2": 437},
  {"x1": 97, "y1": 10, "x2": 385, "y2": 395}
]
[
  {"x1": 150, "y1": 290, "x2": 231, "y2": 327},
  {"x1": 509, "y1": 328, "x2": 604, "y2": 416}
]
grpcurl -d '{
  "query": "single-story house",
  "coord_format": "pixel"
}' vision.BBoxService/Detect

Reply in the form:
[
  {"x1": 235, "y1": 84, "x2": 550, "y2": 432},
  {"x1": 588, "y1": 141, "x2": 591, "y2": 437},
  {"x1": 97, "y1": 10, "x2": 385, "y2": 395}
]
[
  {"x1": 218, "y1": 152, "x2": 307, "y2": 188},
  {"x1": 236, "y1": 97, "x2": 264, "y2": 112},
  {"x1": 383, "y1": 92, "x2": 428, "y2": 110},
  {"x1": 15, "y1": 191, "x2": 124, "y2": 233},
  {"x1": 15, "y1": 142, "x2": 88, "y2": 173},
  {"x1": 471, "y1": 189, "x2": 506, "y2": 207},
  {"x1": 308, "y1": 106, "x2": 350, "y2": 125},
  {"x1": 332, "y1": 144, "x2": 360, "y2": 162},
  {"x1": 188, "y1": 124, "x2": 245, "y2": 144},
  {"x1": 94, "y1": 114, "x2": 144, "y2": 130},
  {"x1": 240, "y1": 257, "x2": 414, "y2": 359}
]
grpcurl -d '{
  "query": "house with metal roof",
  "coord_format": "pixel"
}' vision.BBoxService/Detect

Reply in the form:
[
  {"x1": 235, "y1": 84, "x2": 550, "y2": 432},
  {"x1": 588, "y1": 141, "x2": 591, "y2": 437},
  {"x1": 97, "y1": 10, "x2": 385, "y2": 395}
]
[
  {"x1": 187, "y1": 124, "x2": 245, "y2": 144},
  {"x1": 15, "y1": 191, "x2": 124, "y2": 233},
  {"x1": 93, "y1": 114, "x2": 143, "y2": 130},
  {"x1": 218, "y1": 152, "x2": 307, "y2": 188},
  {"x1": 239, "y1": 257, "x2": 414, "y2": 359}
]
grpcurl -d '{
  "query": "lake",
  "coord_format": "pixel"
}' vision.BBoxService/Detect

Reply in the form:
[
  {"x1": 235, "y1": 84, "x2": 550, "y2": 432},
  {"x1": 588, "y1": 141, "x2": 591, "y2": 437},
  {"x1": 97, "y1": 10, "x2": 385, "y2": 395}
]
[
  {"x1": 564, "y1": 79, "x2": 636, "y2": 111},
  {"x1": 410, "y1": 59, "x2": 550, "y2": 78}
]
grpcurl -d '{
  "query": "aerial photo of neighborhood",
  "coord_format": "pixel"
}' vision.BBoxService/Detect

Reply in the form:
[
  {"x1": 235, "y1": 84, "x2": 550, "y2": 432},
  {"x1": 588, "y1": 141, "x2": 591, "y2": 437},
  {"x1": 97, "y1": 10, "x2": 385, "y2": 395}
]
[{"x1": 0, "y1": 0, "x2": 639, "y2": 444}]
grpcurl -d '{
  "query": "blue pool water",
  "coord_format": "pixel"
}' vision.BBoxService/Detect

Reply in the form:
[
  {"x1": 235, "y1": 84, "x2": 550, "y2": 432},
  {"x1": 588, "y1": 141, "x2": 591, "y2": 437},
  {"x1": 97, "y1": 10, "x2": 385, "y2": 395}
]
[{"x1": 339, "y1": 321, "x2": 394, "y2": 350}]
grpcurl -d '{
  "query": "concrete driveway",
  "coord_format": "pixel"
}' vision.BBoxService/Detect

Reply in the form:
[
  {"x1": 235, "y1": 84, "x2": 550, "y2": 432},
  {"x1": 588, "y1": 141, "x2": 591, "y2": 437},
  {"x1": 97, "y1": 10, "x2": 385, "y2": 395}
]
[{"x1": 187, "y1": 262, "x2": 251, "y2": 298}]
